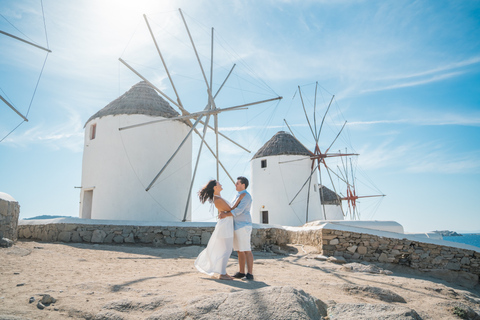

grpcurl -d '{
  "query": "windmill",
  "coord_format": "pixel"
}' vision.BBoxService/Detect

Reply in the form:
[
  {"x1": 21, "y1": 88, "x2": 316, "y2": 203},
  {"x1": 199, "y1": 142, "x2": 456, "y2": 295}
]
[
  {"x1": 117, "y1": 9, "x2": 282, "y2": 221},
  {"x1": 285, "y1": 82, "x2": 384, "y2": 222},
  {"x1": 0, "y1": 0, "x2": 51, "y2": 142}
]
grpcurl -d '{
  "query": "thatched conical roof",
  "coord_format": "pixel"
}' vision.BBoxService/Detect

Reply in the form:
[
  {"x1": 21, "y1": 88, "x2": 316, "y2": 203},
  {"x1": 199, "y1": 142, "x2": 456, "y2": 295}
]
[
  {"x1": 252, "y1": 131, "x2": 312, "y2": 159},
  {"x1": 319, "y1": 185, "x2": 341, "y2": 205},
  {"x1": 85, "y1": 81, "x2": 180, "y2": 126}
]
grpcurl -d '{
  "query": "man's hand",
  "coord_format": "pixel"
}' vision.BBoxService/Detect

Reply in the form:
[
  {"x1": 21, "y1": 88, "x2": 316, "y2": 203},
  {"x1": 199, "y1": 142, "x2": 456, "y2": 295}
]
[{"x1": 218, "y1": 211, "x2": 231, "y2": 219}]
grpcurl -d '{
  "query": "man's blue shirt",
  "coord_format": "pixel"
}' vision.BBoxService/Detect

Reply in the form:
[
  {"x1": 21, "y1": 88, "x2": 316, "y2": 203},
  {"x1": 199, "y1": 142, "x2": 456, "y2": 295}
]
[{"x1": 231, "y1": 190, "x2": 252, "y2": 230}]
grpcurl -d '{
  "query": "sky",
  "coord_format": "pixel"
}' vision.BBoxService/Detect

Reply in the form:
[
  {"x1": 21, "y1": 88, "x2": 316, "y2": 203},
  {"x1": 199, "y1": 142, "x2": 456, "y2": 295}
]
[{"x1": 1, "y1": 0, "x2": 479, "y2": 233}]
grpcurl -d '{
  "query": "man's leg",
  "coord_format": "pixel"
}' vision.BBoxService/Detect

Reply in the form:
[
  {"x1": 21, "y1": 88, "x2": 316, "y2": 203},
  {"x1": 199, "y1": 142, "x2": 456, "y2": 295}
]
[
  {"x1": 245, "y1": 251, "x2": 253, "y2": 274},
  {"x1": 237, "y1": 251, "x2": 246, "y2": 274}
]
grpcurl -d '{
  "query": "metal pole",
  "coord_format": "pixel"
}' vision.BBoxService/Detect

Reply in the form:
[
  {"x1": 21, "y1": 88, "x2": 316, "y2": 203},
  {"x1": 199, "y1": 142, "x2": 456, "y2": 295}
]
[
  {"x1": 0, "y1": 94, "x2": 28, "y2": 122},
  {"x1": 298, "y1": 86, "x2": 316, "y2": 140},
  {"x1": 144, "y1": 14, "x2": 185, "y2": 112},
  {"x1": 179, "y1": 9, "x2": 217, "y2": 111},
  {"x1": 183, "y1": 113, "x2": 212, "y2": 221},
  {"x1": 0, "y1": 30, "x2": 51, "y2": 52},
  {"x1": 145, "y1": 114, "x2": 204, "y2": 191},
  {"x1": 210, "y1": 28, "x2": 220, "y2": 181}
]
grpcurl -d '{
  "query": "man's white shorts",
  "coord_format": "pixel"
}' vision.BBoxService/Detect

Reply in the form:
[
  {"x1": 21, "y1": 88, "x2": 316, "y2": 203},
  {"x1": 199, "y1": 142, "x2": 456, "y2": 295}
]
[{"x1": 233, "y1": 226, "x2": 252, "y2": 252}]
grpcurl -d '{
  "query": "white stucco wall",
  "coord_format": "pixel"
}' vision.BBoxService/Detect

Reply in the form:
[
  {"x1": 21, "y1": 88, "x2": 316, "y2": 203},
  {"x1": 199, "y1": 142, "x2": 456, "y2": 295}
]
[
  {"x1": 80, "y1": 114, "x2": 192, "y2": 222},
  {"x1": 250, "y1": 154, "x2": 324, "y2": 226}
]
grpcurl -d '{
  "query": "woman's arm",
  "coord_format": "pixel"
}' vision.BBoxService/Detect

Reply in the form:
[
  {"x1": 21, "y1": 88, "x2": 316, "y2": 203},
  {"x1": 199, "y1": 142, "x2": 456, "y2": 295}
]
[
  {"x1": 214, "y1": 198, "x2": 233, "y2": 211},
  {"x1": 231, "y1": 193, "x2": 246, "y2": 210},
  {"x1": 214, "y1": 193, "x2": 246, "y2": 211},
  {"x1": 217, "y1": 194, "x2": 246, "y2": 219}
]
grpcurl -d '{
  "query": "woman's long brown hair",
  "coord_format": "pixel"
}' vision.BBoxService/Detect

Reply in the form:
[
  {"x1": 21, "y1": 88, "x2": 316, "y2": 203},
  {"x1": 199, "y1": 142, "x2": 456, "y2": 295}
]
[{"x1": 198, "y1": 180, "x2": 217, "y2": 204}]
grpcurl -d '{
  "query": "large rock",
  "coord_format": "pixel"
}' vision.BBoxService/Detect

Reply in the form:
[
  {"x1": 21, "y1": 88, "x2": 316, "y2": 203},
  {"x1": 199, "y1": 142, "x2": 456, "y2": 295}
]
[
  {"x1": 341, "y1": 284, "x2": 406, "y2": 303},
  {"x1": 146, "y1": 286, "x2": 325, "y2": 319},
  {"x1": 328, "y1": 303, "x2": 421, "y2": 320},
  {"x1": 0, "y1": 237, "x2": 14, "y2": 248}
]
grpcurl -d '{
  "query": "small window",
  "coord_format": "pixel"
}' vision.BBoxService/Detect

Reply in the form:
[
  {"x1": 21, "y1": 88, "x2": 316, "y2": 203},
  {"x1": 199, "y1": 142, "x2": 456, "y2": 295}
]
[
  {"x1": 261, "y1": 159, "x2": 267, "y2": 168},
  {"x1": 90, "y1": 124, "x2": 97, "y2": 140},
  {"x1": 261, "y1": 210, "x2": 269, "y2": 224}
]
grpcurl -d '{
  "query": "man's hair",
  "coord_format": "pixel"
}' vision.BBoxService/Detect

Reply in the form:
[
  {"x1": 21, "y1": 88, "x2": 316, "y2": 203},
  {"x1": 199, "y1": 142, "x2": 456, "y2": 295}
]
[{"x1": 237, "y1": 176, "x2": 249, "y2": 189}]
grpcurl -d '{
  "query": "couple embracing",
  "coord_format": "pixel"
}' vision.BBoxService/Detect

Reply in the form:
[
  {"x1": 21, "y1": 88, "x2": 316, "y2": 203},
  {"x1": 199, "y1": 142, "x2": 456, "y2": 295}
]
[{"x1": 194, "y1": 176, "x2": 254, "y2": 281}]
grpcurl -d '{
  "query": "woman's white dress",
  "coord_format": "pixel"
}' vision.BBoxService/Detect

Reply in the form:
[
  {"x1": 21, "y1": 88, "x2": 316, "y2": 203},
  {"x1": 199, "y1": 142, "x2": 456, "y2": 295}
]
[{"x1": 194, "y1": 199, "x2": 234, "y2": 276}]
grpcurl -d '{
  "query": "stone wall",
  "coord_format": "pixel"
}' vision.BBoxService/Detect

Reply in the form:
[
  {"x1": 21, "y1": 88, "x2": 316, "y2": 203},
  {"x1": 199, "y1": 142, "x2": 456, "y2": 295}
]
[
  {"x1": 18, "y1": 223, "x2": 216, "y2": 246},
  {"x1": 318, "y1": 228, "x2": 480, "y2": 283},
  {"x1": 17, "y1": 221, "x2": 479, "y2": 285},
  {"x1": 0, "y1": 196, "x2": 20, "y2": 241}
]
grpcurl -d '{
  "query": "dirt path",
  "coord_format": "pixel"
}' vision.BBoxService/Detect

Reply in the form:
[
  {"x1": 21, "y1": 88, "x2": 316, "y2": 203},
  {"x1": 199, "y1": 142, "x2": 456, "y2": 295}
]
[{"x1": 1, "y1": 241, "x2": 479, "y2": 319}]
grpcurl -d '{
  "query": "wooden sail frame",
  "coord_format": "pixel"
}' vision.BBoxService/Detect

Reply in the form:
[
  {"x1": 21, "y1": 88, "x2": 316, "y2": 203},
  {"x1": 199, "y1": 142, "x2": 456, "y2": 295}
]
[
  {"x1": 118, "y1": 9, "x2": 282, "y2": 221},
  {"x1": 286, "y1": 82, "x2": 386, "y2": 221},
  {"x1": 285, "y1": 82, "x2": 362, "y2": 221},
  {"x1": 0, "y1": 31, "x2": 51, "y2": 125},
  {"x1": 0, "y1": 2, "x2": 51, "y2": 142}
]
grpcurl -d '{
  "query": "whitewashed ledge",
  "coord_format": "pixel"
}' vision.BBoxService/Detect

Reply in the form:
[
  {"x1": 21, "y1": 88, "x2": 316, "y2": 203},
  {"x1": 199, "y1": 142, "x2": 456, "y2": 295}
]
[{"x1": 17, "y1": 218, "x2": 480, "y2": 287}]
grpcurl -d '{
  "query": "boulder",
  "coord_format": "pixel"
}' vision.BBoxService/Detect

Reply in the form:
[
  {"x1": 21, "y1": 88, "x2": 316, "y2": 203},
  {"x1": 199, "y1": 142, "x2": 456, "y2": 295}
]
[
  {"x1": 328, "y1": 303, "x2": 421, "y2": 320},
  {"x1": 146, "y1": 286, "x2": 325, "y2": 320}
]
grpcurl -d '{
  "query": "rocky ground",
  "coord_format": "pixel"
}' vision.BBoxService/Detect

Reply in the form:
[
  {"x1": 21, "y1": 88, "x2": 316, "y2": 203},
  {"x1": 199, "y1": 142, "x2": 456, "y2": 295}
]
[{"x1": 1, "y1": 240, "x2": 479, "y2": 319}]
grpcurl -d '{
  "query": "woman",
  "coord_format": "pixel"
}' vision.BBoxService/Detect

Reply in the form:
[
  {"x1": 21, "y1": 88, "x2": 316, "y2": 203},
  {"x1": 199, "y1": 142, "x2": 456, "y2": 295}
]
[{"x1": 194, "y1": 180, "x2": 245, "y2": 280}]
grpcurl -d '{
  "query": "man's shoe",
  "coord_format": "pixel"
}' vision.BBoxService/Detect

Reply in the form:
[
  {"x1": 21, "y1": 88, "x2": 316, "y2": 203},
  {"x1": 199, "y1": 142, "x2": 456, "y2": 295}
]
[
  {"x1": 241, "y1": 273, "x2": 254, "y2": 281},
  {"x1": 232, "y1": 272, "x2": 245, "y2": 279}
]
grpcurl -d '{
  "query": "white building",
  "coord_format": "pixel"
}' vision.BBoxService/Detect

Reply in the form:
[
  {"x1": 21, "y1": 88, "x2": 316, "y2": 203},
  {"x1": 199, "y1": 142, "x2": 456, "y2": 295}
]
[
  {"x1": 250, "y1": 131, "x2": 339, "y2": 226},
  {"x1": 80, "y1": 81, "x2": 192, "y2": 222}
]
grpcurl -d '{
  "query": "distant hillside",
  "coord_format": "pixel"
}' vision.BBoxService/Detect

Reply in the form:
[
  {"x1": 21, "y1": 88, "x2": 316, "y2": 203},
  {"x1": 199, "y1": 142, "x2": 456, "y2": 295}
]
[
  {"x1": 432, "y1": 230, "x2": 462, "y2": 237},
  {"x1": 23, "y1": 215, "x2": 77, "y2": 220}
]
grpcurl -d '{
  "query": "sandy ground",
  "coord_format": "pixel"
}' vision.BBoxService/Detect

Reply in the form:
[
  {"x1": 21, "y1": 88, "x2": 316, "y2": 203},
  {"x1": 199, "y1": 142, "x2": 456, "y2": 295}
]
[{"x1": 1, "y1": 240, "x2": 479, "y2": 319}]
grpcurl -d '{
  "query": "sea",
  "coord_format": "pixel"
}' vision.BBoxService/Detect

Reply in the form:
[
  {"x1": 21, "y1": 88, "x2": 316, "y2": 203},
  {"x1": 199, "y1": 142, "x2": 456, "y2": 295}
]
[{"x1": 443, "y1": 234, "x2": 480, "y2": 249}]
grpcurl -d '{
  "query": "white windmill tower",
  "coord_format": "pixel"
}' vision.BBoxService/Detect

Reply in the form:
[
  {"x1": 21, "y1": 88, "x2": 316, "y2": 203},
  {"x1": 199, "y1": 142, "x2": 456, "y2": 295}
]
[
  {"x1": 80, "y1": 81, "x2": 192, "y2": 222},
  {"x1": 251, "y1": 82, "x2": 371, "y2": 227},
  {"x1": 250, "y1": 131, "x2": 324, "y2": 226},
  {"x1": 80, "y1": 10, "x2": 282, "y2": 222}
]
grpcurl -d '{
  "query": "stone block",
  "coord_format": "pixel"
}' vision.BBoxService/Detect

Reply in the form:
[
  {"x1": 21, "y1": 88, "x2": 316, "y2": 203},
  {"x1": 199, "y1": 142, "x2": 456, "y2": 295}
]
[
  {"x1": 378, "y1": 253, "x2": 388, "y2": 263},
  {"x1": 176, "y1": 229, "x2": 188, "y2": 238},
  {"x1": 64, "y1": 224, "x2": 78, "y2": 232},
  {"x1": 57, "y1": 231, "x2": 71, "y2": 242},
  {"x1": 201, "y1": 231, "x2": 211, "y2": 245},
  {"x1": 91, "y1": 230, "x2": 107, "y2": 243},
  {"x1": 446, "y1": 262, "x2": 461, "y2": 271},
  {"x1": 356, "y1": 246, "x2": 367, "y2": 255},
  {"x1": 192, "y1": 236, "x2": 201, "y2": 245},
  {"x1": 175, "y1": 238, "x2": 187, "y2": 244},
  {"x1": 80, "y1": 231, "x2": 92, "y2": 242},
  {"x1": 113, "y1": 235, "x2": 124, "y2": 243},
  {"x1": 71, "y1": 232, "x2": 82, "y2": 243},
  {"x1": 124, "y1": 233, "x2": 135, "y2": 243},
  {"x1": 330, "y1": 239, "x2": 339, "y2": 245},
  {"x1": 347, "y1": 245, "x2": 357, "y2": 253},
  {"x1": 23, "y1": 227, "x2": 32, "y2": 239},
  {"x1": 104, "y1": 233, "x2": 115, "y2": 243}
]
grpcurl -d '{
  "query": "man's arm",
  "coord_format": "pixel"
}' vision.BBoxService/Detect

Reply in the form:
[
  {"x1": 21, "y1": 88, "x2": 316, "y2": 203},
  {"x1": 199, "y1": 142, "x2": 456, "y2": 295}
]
[{"x1": 230, "y1": 193, "x2": 250, "y2": 217}]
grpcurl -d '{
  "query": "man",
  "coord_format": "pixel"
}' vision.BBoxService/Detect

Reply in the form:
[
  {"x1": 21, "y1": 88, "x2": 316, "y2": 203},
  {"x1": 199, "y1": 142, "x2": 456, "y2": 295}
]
[{"x1": 218, "y1": 176, "x2": 254, "y2": 280}]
